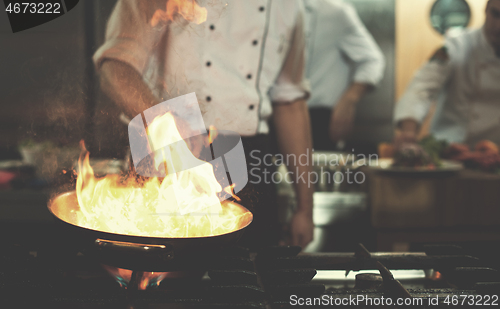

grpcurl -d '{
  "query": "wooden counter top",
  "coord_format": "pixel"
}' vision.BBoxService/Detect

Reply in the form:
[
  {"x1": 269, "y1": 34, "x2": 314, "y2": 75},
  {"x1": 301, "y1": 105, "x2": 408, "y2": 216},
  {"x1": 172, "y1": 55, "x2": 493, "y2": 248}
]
[{"x1": 367, "y1": 168, "x2": 500, "y2": 229}]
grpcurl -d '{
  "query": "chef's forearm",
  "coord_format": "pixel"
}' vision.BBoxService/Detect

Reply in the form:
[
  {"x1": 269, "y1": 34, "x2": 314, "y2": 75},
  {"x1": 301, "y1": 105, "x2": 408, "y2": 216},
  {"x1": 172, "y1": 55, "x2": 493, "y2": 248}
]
[
  {"x1": 339, "y1": 82, "x2": 370, "y2": 105},
  {"x1": 100, "y1": 59, "x2": 160, "y2": 118},
  {"x1": 394, "y1": 49, "x2": 452, "y2": 126},
  {"x1": 331, "y1": 82, "x2": 370, "y2": 115},
  {"x1": 273, "y1": 99, "x2": 314, "y2": 214}
]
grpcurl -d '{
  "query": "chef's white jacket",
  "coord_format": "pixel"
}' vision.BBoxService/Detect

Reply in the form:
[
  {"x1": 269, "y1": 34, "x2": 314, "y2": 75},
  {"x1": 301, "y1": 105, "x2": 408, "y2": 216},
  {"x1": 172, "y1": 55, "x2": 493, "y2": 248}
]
[
  {"x1": 394, "y1": 28, "x2": 500, "y2": 145},
  {"x1": 94, "y1": 0, "x2": 310, "y2": 136},
  {"x1": 303, "y1": 0, "x2": 385, "y2": 109}
]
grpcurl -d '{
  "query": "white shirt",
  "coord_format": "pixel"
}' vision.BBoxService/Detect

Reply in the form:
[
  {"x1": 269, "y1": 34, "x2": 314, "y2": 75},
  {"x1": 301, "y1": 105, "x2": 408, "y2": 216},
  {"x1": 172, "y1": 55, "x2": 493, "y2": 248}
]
[
  {"x1": 394, "y1": 28, "x2": 500, "y2": 145},
  {"x1": 303, "y1": 0, "x2": 385, "y2": 109},
  {"x1": 94, "y1": 0, "x2": 309, "y2": 136}
]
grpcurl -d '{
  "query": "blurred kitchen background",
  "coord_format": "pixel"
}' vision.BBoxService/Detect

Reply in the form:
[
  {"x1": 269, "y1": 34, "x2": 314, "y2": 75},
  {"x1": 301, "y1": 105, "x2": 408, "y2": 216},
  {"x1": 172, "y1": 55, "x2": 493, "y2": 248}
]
[
  {"x1": 0, "y1": 0, "x2": 490, "y2": 158},
  {"x1": 1, "y1": 0, "x2": 499, "y2": 260}
]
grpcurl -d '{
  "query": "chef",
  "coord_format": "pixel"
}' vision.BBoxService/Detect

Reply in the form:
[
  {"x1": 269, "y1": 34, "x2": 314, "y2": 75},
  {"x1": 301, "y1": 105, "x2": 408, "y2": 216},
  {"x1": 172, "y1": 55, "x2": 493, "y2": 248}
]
[
  {"x1": 93, "y1": 0, "x2": 314, "y2": 249},
  {"x1": 394, "y1": 0, "x2": 500, "y2": 146},
  {"x1": 303, "y1": 0, "x2": 385, "y2": 150}
]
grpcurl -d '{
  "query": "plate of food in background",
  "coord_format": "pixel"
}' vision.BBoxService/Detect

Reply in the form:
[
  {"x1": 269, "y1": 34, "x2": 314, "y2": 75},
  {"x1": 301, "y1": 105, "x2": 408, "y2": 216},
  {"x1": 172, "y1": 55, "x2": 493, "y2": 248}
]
[
  {"x1": 362, "y1": 136, "x2": 464, "y2": 173},
  {"x1": 365, "y1": 136, "x2": 500, "y2": 174}
]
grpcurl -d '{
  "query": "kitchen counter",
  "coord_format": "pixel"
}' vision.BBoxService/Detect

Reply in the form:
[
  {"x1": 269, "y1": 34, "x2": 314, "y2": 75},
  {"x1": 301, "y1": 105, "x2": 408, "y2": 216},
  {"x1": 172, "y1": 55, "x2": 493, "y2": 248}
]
[
  {"x1": 367, "y1": 168, "x2": 500, "y2": 251},
  {"x1": 0, "y1": 189, "x2": 53, "y2": 223},
  {"x1": 442, "y1": 169, "x2": 500, "y2": 226},
  {"x1": 0, "y1": 188, "x2": 65, "y2": 246}
]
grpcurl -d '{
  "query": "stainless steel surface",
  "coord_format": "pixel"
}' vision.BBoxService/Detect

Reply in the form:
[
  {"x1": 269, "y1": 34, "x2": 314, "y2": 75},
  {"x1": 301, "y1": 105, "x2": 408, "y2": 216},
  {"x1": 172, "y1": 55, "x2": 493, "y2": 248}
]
[
  {"x1": 74, "y1": 158, "x2": 126, "y2": 176},
  {"x1": 312, "y1": 269, "x2": 427, "y2": 290},
  {"x1": 311, "y1": 192, "x2": 367, "y2": 227},
  {"x1": 304, "y1": 192, "x2": 367, "y2": 252},
  {"x1": 345, "y1": 0, "x2": 396, "y2": 146},
  {"x1": 313, "y1": 151, "x2": 360, "y2": 192},
  {"x1": 275, "y1": 153, "x2": 369, "y2": 252}
]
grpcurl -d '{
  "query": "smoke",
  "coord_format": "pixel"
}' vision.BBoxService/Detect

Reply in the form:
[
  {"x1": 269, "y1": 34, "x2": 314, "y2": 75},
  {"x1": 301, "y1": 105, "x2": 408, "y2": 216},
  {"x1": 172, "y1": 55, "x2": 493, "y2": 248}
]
[{"x1": 16, "y1": 55, "x2": 87, "y2": 146}]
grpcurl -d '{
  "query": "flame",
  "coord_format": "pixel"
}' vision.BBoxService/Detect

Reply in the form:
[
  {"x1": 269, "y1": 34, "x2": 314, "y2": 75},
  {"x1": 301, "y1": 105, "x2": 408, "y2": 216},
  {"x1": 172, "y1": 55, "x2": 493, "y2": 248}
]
[
  {"x1": 151, "y1": 0, "x2": 207, "y2": 26},
  {"x1": 429, "y1": 270, "x2": 442, "y2": 281},
  {"x1": 75, "y1": 112, "x2": 251, "y2": 238},
  {"x1": 102, "y1": 265, "x2": 167, "y2": 290},
  {"x1": 224, "y1": 184, "x2": 241, "y2": 202},
  {"x1": 207, "y1": 125, "x2": 218, "y2": 145},
  {"x1": 102, "y1": 265, "x2": 205, "y2": 289}
]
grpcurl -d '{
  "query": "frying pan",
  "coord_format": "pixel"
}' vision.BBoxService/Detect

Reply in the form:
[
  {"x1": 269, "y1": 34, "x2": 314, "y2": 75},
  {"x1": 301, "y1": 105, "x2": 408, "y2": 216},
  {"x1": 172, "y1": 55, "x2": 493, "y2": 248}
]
[{"x1": 48, "y1": 191, "x2": 253, "y2": 271}]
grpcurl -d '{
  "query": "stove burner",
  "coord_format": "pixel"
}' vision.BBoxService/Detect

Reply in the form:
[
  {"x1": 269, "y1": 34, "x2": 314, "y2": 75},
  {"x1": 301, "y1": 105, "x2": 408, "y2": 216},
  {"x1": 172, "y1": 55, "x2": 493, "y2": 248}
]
[
  {"x1": 354, "y1": 273, "x2": 383, "y2": 289},
  {"x1": 1, "y1": 242, "x2": 499, "y2": 308},
  {"x1": 101, "y1": 264, "x2": 168, "y2": 290}
]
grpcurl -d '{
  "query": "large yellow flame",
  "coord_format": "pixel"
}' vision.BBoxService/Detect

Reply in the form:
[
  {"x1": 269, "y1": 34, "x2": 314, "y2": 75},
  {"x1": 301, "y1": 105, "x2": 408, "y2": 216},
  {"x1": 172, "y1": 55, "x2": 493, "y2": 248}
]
[{"x1": 75, "y1": 112, "x2": 251, "y2": 238}]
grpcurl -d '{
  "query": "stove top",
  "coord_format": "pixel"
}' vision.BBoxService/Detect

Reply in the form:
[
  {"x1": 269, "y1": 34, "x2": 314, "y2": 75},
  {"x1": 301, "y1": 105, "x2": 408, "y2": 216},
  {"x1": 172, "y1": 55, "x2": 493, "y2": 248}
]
[{"x1": 1, "y1": 243, "x2": 499, "y2": 308}]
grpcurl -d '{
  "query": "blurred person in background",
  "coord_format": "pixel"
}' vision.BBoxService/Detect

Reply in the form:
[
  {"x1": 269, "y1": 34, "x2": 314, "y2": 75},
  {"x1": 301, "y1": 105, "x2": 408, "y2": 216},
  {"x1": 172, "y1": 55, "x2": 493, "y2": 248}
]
[
  {"x1": 93, "y1": 0, "x2": 314, "y2": 250},
  {"x1": 394, "y1": 0, "x2": 500, "y2": 146},
  {"x1": 304, "y1": 0, "x2": 385, "y2": 151}
]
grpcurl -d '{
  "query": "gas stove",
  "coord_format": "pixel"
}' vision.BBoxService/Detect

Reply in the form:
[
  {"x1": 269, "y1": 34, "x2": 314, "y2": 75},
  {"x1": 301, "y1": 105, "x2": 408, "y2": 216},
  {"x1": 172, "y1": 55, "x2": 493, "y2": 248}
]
[{"x1": 1, "y1": 243, "x2": 499, "y2": 308}]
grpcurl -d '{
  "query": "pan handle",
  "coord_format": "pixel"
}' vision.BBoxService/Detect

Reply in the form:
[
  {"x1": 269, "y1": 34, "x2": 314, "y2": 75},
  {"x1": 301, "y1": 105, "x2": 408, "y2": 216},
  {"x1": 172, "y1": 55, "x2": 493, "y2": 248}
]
[{"x1": 95, "y1": 238, "x2": 174, "y2": 260}]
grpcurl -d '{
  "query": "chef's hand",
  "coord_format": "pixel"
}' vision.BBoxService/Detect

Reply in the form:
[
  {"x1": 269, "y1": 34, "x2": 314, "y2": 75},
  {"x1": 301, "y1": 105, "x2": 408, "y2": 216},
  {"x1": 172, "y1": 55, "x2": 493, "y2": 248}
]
[
  {"x1": 290, "y1": 209, "x2": 314, "y2": 249},
  {"x1": 329, "y1": 98, "x2": 356, "y2": 142},
  {"x1": 329, "y1": 83, "x2": 369, "y2": 142},
  {"x1": 395, "y1": 118, "x2": 419, "y2": 145}
]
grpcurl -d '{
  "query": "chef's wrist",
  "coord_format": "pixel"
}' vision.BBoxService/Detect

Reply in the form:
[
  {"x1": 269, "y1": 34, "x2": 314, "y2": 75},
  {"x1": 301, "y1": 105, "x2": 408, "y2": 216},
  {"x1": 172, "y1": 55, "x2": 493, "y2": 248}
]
[
  {"x1": 295, "y1": 194, "x2": 313, "y2": 216},
  {"x1": 294, "y1": 206, "x2": 313, "y2": 218},
  {"x1": 338, "y1": 93, "x2": 360, "y2": 107},
  {"x1": 333, "y1": 90, "x2": 363, "y2": 112},
  {"x1": 346, "y1": 83, "x2": 370, "y2": 103}
]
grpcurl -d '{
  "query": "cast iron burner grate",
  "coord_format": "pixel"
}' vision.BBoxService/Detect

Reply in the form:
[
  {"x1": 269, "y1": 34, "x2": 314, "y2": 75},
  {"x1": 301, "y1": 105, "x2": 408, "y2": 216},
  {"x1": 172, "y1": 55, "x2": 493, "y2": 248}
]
[{"x1": 1, "y1": 243, "x2": 499, "y2": 308}]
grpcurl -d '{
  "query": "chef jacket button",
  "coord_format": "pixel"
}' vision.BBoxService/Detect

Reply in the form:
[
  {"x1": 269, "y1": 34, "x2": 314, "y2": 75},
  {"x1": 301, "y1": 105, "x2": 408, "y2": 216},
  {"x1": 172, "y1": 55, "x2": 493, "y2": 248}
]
[
  {"x1": 247, "y1": 74, "x2": 252, "y2": 79},
  {"x1": 259, "y1": 6, "x2": 265, "y2": 12},
  {"x1": 249, "y1": 105, "x2": 255, "y2": 110},
  {"x1": 209, "y1": 24, "x2": 215, "y2": 30},
  {"x1": 252, "y1": 40, "x2": 258, "y2": 46},
  {"x1": 206, "y1": 96, "x2": 212, "y2": 102},
  {"x1": 206, "y1": 61, "x2": 211, "y2": 67}
]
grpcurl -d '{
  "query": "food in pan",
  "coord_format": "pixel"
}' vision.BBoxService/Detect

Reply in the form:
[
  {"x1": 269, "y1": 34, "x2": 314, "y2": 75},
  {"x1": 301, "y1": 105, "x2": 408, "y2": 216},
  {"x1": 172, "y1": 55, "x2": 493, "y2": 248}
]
[
  {"x1": 392, "y1": 136, "x2": 447, "y2": 169},
  {"x1": 392, "y1": 143, "x2": 436, "y2": 168}
]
